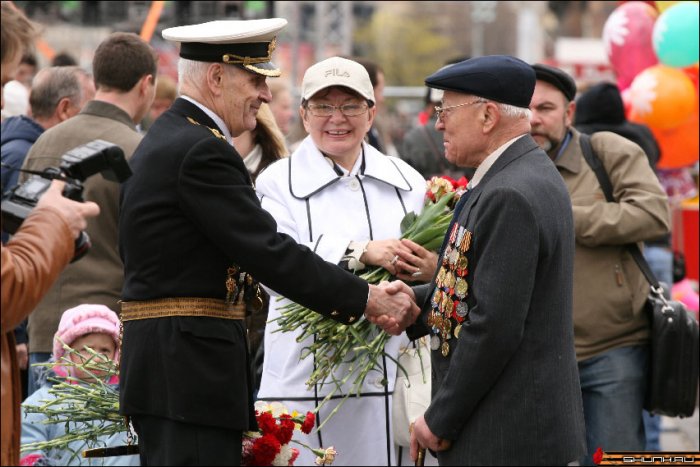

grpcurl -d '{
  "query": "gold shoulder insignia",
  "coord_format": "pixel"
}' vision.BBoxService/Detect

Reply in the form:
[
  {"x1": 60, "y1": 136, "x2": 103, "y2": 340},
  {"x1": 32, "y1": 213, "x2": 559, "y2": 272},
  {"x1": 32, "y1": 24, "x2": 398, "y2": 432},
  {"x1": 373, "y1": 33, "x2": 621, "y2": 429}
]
[
  {"x1": 186, "y1": 116, "x2": 227, "y2": 142},
  {"x1": 209, "y1": 128, "x2": 226, "y2": 141}
]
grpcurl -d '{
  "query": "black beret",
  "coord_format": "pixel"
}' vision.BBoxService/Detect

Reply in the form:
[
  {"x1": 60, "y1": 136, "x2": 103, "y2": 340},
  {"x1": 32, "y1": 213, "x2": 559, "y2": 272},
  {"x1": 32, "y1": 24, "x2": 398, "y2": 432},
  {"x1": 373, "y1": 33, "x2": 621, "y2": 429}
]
[
  {"x1": 531, "y1": 63, "x2": 577, "y2": 101},
  {"x1": 425, "y1": 55, "x2": 535, "y2": 108}
]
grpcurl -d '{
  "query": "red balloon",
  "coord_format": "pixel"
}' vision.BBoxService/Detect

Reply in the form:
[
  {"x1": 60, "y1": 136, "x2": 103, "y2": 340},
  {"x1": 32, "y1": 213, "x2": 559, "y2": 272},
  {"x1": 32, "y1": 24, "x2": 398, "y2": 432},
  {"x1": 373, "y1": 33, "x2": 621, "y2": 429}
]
[
  {"x1": 604, "y1": 2, "x2": 659, "y2": 90},
  {"x1": 653, "y1": 110, "x2": 699, "y2": 169},
  {"x1": 684, "y1": 63, "x2": 699, "y2": 92}
]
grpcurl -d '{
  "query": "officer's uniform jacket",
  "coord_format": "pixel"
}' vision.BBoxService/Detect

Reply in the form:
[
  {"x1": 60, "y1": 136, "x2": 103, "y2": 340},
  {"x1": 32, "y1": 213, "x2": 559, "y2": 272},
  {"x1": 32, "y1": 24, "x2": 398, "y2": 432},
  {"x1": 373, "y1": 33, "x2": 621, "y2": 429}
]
[
  {"x1": 411, "y1": 135, "x2": 586, "y2": 465},
  {"x1": 255, "y1": 136, "x2": 427, "y2": 465},
  {"x1": 118, "y1": 98, "x2": 368, "y2": 430}
]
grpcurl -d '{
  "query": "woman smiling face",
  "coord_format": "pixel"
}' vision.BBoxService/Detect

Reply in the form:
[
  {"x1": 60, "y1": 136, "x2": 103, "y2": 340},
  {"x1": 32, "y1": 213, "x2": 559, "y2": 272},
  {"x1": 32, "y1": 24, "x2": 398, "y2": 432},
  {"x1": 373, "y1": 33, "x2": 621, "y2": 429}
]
[{"x1": 301, "y1": 86, "x2": 376, "y2": 170}]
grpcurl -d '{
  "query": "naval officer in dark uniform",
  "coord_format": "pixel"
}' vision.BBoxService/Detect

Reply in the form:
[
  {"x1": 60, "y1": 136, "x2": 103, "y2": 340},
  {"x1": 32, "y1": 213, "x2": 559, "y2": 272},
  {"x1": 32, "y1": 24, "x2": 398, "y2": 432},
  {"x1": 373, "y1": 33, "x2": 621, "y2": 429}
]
[{"x1": 118, "y1": 18, "x2": 419, "y2": 466}]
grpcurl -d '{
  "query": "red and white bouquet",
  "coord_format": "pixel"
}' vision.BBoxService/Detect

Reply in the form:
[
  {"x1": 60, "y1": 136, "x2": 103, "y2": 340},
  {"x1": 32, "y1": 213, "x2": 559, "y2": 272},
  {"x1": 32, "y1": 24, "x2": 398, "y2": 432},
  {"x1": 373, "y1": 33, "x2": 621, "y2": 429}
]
[{"x1": 243, "y1": 401, "x2": 337, "y2": 466}]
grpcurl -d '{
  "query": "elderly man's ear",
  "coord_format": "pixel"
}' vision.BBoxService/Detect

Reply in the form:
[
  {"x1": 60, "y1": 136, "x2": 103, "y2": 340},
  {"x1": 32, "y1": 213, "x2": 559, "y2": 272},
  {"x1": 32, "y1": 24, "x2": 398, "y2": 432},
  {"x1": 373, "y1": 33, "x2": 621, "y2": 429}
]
[{"x1": 481, "y1": 102, "x2": 500, "y2": 133}]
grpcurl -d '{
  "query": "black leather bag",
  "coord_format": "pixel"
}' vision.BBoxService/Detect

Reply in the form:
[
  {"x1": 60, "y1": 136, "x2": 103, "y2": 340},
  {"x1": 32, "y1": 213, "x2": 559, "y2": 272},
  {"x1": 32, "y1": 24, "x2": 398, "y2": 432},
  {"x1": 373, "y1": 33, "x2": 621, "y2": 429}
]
[
  {"x1": 643, "y1": 284, "x2": 699, "y2": 416},
  {"x1": 580, "y1": 133, "x2": 700, "y2": 417}
]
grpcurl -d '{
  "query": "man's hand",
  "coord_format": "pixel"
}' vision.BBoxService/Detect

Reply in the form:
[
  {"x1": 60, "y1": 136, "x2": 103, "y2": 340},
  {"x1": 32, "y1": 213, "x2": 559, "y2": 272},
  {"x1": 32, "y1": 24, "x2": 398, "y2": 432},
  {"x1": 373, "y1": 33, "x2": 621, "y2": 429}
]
[
  {"x1": 16, "y1": 343, "x2": 28, "y2": 370},
  {"x1": 364, "y1": 282, "x2": 419, "y2": 335},
  {"x1": 410, "y1": 415, "x2": 452, "y2": 461},
  {"x1": 36, "y1": 180, "x2": 100, "y2": 239}
]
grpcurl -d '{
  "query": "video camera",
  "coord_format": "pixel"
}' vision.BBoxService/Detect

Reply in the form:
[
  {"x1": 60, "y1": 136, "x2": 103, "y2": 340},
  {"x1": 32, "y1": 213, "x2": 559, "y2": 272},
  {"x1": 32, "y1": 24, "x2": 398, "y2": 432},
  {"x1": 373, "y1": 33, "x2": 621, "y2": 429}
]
[{"x1": 1, "y1": 140, "x2": 132, "y2": 262}]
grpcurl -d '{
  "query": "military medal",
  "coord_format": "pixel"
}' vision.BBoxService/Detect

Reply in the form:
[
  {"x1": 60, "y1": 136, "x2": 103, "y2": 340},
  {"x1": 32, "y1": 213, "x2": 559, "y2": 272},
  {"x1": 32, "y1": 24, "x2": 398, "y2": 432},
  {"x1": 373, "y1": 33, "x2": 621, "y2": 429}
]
[
  {"x1": 456, "y1": 301, "x2": 469, "y2": 318},
  {"x1": 443, "y1": 318, "x2": 452, "y2": 334},
  {"x1": 455, "y1": 277, "x2": 468, "y2": 299},
  {"x1": 460, "y1": 230, "x2": 472, "y2": 252},
  {"x1": 449, "y1": 223, "x2": 459, "y2": 244},
  {"x1": 436, "y1": 268, "x2": 446, "y2": 287},
  {"x1": 431, "y1": 226, "x2": 475, "y2": 358},
  {"x1": 431, "y1": 288, "x2": 441, "y2": 306},
  {"x1": 445, "y1": 271, "x2": 456, "y2": 289},
  {"x1": 225, "y1": 266, "x2": 240, "y2": 305}
]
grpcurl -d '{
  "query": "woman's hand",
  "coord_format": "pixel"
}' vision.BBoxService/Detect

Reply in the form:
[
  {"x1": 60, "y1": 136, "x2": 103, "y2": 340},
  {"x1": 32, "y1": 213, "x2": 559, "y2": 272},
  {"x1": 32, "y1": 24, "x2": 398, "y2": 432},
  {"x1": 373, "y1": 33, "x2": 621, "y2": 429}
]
[
  {"x1": 394, "y1": 238, "x2": 438, "y2": 283},
  {"x1": 361, "y1": 239, "x2": 412, "y2": 276}
]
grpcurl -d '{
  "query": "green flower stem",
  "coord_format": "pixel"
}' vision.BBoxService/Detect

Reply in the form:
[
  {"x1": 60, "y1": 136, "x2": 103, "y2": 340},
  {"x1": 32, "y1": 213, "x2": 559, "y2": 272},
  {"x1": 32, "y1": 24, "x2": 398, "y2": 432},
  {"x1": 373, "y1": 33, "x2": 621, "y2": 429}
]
[{"x1": 271, "y1": 188, "x2": 458, "y2": 429}]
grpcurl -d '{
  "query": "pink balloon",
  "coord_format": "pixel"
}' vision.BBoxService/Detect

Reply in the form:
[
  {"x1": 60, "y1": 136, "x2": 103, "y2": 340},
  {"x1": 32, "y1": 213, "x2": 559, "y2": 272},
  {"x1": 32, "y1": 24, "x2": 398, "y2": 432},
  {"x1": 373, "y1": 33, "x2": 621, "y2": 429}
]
[
  {"x1": 603, "y1": 2, "x2": 660, "y2": 90},
  {"x1": 672, "y1": 279, "x2": 699, "y2": 318}
]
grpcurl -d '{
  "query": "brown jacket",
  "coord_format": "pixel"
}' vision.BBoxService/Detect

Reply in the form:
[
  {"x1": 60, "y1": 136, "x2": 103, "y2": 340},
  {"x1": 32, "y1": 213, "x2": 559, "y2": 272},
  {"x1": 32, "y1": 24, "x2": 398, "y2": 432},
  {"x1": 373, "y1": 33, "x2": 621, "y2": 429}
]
[
  {"x1": 556, "y1": 129, "x2": 671, "y2": 360},
  {"x1": 21, "y1": 100, "x2": 141, "y2": 353},
  {"x1": 1, "y1": 207, "x2": 73, "y2": 466}
]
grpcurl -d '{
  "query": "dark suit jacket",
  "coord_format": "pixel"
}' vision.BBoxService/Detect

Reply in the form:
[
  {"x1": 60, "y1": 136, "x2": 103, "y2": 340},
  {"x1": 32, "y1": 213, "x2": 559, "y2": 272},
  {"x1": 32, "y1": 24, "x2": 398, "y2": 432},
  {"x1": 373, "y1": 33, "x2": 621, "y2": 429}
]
[
  {"x1": 119, "y1": 98, "x2": 368, "y2": 430},
  {"x1": 411, "y1": 135, "x2": 586, "y2": 465}
]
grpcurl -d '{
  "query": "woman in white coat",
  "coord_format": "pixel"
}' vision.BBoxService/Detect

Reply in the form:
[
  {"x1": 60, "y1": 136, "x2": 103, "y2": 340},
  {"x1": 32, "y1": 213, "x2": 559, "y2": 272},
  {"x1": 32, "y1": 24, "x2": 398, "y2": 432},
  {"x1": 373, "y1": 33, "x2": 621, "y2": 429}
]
[{"x1": 256, "y1": 57, "x2": 435, "y2": 466}]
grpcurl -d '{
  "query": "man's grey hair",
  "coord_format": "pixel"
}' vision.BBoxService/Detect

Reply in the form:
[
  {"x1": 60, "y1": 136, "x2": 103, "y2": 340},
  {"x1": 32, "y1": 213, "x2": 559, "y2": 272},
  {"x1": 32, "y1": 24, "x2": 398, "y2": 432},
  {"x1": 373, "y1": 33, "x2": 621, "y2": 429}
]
[
  {"x1": 496, "y1": 102, "x2": 531, "y2": 120},
  {"x1": 177, "y1": 58, "x2": 211, "y2": 95},
  {"x1": 29, "y1": 66, "x2": 90, "y2": 119}
]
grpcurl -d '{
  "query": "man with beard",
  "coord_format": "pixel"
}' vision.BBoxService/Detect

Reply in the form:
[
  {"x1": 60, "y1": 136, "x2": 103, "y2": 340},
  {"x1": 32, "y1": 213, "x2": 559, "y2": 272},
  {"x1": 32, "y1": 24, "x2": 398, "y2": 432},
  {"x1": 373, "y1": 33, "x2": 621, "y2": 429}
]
[{"x1": 529, "y1": 64, "x2": 670, "y2": 465}]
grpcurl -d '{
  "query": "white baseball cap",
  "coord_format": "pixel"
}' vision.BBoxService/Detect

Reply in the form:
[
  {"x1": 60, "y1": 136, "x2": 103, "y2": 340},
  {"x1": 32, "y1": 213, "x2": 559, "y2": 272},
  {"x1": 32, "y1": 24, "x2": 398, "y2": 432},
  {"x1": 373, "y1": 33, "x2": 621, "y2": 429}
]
[
  {"x1": 162, "y1": 18, "x2": 287, "y2": 77},
  {"x1": 301, "y1": 56, "x2": 375, "y2": 104}
]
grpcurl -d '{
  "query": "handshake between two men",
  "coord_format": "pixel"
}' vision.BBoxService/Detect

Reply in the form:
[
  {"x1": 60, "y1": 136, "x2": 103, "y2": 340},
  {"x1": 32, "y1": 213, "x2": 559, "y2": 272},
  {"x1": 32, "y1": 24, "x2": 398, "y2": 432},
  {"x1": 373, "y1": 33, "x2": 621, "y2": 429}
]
[{"x1": 364, "y1": 281, "x2": 420, "y2": 335}]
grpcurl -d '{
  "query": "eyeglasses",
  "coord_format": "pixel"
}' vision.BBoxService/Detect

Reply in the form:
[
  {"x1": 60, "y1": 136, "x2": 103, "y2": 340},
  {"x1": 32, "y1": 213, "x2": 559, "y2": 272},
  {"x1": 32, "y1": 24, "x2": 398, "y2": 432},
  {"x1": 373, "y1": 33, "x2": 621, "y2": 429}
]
[
  {"x1": 306, "y1": 103, "x2": 369, "y2": 117},
  {"x1": 435, "y1": 99, "x2": 487, "y2": 121}
]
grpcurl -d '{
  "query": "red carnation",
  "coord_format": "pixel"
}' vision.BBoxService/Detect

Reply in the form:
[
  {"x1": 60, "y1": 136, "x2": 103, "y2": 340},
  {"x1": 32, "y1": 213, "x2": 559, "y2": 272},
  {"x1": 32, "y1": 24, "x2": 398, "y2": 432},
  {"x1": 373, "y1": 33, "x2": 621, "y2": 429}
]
[
  {"x1": 593, "y1": 447, "x2": 604, "y2": 465},
  {"x1": 442, "y1": 175, "x2": 457, "y2": 187},
  {"x1": 456, "y1": 176, "x2": 468, "y2": 188},
  {"x1": 301, "y1": 411, "x2": 315, "y2": 434},
  {"x1": 257, "y1": 411, "x2": 278, "y2": 435},
  {"x1": 288, "y1": 448, "x2": 300, "y2": 466},
  {"x1": 276, "y1": 414, "x2": 295, "y2": 445},
  {"x1": 251, "y1": 433, "x2": 281, "y2": 466}
]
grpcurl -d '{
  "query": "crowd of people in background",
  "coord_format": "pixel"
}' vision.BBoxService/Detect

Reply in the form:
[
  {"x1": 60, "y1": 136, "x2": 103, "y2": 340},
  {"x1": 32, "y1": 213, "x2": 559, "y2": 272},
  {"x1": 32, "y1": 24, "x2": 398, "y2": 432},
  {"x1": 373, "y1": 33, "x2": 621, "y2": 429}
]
[{"x1": 1, "y1": 2, "x2": 698, "y2": 467}]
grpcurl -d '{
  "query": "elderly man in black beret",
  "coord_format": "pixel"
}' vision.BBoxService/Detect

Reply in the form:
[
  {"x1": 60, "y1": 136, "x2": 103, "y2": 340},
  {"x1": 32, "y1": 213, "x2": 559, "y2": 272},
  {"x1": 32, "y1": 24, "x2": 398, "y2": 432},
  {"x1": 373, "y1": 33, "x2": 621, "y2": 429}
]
[
  {"x1": 394, "y1": 55, "x2": 586, "y2": 465},
  {"x1": 529, "y1": 64, "x2": 671, "y2": 465},
  {"x1": 118, "y1": 19, "x2": 419, "y2": 466}
]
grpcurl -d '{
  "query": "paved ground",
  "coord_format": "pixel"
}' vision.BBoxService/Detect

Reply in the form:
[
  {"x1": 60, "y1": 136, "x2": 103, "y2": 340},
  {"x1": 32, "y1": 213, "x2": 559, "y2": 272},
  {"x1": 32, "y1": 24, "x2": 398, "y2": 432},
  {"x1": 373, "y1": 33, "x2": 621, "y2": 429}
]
[{"x1": 659, "y1": 407, "x2": 699, "y2": 452}]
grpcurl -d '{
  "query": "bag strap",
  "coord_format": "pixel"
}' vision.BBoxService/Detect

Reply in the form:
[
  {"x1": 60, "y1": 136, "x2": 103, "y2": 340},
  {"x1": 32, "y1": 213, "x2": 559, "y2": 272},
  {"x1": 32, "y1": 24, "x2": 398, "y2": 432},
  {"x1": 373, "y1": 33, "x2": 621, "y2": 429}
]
[{"x1": 578, "y1": 133, "x2": 662, "y2": 293}]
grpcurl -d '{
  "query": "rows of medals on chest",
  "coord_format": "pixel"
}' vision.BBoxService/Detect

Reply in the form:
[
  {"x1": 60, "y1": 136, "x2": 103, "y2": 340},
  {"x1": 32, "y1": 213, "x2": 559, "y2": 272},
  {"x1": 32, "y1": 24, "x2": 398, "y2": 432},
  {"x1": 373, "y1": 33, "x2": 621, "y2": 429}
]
[{"x1": 429, "y1": 224, "x2": 472, "y2": 356}]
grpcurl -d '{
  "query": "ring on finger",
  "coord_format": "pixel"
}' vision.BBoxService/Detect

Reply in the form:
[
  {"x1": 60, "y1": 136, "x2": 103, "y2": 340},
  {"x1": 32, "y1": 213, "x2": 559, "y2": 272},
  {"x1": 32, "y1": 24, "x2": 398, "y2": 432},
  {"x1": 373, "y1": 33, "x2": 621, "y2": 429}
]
[{"x1": 390, "y1": 255, "x2": 399, "y2": 265}]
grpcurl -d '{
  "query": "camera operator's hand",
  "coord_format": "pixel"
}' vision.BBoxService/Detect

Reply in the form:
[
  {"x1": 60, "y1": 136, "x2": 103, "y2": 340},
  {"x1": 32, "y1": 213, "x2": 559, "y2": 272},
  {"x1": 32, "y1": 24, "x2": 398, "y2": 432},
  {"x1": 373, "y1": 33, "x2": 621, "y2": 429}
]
[{"x1": 36, "y1": 180, "x2": 100, "y2": 238}]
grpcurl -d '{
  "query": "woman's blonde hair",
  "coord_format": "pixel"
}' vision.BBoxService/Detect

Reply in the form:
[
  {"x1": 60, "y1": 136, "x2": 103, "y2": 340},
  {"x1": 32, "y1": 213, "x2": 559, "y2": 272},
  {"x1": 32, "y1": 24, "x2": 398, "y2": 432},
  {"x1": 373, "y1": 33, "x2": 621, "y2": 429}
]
[
  {"x1": 250, "y1": 103, "x2": 288, "y2": 180},
  {"x1": 1, "y1": 1, "x2": 38, "y2": 68}
]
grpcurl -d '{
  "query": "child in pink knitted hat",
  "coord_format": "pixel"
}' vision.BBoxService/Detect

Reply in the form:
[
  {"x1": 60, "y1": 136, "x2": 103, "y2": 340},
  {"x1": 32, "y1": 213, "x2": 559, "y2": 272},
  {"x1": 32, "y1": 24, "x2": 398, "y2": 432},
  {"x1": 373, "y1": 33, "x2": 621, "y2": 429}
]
[
  {"x1": 20, "y1": 305, "x2": 138, "y2": 466},
  {"x1": 52, "y1": 304, "x2": 120, "y2": 383}
]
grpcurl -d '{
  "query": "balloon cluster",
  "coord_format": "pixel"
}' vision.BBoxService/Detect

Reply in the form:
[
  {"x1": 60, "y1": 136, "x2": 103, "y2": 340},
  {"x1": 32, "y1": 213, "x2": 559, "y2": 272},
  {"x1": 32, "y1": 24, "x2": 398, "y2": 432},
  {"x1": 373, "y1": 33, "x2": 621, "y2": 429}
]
[{"x1": 603, "y1": 1, "x2": 699, "y2": 169}]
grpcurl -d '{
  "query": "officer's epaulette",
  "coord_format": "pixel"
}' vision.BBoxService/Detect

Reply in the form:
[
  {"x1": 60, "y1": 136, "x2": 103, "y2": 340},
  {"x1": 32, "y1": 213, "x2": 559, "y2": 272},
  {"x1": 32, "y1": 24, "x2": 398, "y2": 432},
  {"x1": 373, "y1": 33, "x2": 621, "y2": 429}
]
[{"x1": 186, "y1": 116, "x2": 227, "y2": 142}]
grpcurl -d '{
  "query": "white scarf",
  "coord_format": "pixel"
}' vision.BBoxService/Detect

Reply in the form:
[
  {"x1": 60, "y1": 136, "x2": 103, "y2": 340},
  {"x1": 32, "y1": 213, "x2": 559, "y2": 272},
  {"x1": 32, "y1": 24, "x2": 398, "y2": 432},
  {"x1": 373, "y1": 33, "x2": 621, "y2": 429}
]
[{"x1": 243, "y1": 144, "x2": 263, "y2": 174}]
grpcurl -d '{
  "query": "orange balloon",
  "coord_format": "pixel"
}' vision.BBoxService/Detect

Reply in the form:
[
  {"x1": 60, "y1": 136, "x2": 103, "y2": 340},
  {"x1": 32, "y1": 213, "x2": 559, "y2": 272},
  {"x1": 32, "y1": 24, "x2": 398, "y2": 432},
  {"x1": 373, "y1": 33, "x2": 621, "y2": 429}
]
[
  {"x1": 655, "y1": 1, "x2": 680, "y2": 12},
  {"x1": 628, "y1": 65, "x2": 697, "y2": 130},
  {"x1": 653, "y1": 110, "x2": 699, "y2": 169}
]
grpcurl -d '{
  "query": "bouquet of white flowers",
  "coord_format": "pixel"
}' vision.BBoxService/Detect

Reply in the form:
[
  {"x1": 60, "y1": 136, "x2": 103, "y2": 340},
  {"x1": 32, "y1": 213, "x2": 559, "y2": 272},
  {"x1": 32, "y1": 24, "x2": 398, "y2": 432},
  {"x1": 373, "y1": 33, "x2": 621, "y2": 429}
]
[{"x1": 273, "y1": 176, "x2": 468, "y2": 427}]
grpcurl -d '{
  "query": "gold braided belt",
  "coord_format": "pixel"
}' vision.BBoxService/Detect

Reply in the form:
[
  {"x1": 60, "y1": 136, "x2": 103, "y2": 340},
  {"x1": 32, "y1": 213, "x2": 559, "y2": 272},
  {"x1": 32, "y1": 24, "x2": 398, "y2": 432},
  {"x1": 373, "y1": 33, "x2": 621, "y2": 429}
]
[{"x1": 120, "y1": 297, "x2": 246, "y2": 321}]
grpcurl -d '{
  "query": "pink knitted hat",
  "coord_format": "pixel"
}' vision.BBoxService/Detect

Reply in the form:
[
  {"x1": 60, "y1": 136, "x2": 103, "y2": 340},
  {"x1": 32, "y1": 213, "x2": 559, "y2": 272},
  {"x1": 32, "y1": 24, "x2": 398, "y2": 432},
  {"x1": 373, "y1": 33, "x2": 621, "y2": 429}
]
[{"x1": 53, "y1": 304, "x2": 120, "y2": 380}]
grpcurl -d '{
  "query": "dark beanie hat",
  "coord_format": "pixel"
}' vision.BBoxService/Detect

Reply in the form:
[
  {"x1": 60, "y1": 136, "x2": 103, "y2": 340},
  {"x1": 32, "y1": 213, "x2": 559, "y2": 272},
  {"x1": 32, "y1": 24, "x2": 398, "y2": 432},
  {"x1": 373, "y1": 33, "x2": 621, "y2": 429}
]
[{"x1": 532, "y1": 63, "x2": 577, "y2": 101}]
